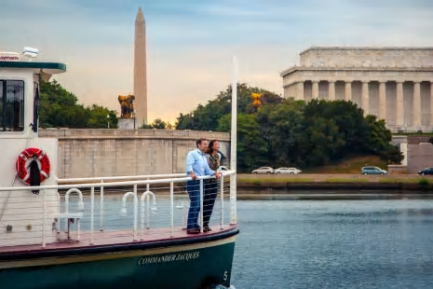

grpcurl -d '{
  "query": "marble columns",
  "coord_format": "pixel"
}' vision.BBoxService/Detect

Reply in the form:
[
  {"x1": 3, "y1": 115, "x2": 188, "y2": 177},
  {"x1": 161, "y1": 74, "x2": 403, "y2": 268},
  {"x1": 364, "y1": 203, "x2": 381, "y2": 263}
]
[
  {"x1": 362, "y1": 82, "x2": 369, "y2": 115},
  {"x1": 413, "y1": 81, "x2": 421, "y2": 128},
  {"x1": 328, "y1": 81, "x2": 336, "y2": 101},
  {"x1": 379, "y1": 81, "x2": 386, "y2": 120},
  {"x1": 312, "y1": 81, "x2": 319, "y2": 99},
  {"x1": 396, "y1": 81, "x2": 404, "y2": 127}
]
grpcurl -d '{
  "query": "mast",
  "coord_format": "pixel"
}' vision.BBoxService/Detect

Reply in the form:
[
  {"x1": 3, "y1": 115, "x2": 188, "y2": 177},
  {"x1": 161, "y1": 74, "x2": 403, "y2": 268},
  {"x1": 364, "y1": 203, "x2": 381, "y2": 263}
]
[{"x1": 230, "y1": 56, "x2": 238, "y2": 225}]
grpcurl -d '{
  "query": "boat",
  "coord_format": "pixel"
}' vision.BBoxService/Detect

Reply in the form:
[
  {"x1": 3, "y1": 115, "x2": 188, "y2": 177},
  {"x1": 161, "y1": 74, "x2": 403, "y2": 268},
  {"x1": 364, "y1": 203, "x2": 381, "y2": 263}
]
[{"x1": 0, "y1": 50, "x2": 239, "y2": 289}]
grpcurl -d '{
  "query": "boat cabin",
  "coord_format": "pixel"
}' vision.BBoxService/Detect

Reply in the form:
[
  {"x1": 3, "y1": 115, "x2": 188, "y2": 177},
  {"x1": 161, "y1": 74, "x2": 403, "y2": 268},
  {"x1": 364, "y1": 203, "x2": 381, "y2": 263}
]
[{"x1": 0, "y1": 51, "x2": 66, "y2": 246}]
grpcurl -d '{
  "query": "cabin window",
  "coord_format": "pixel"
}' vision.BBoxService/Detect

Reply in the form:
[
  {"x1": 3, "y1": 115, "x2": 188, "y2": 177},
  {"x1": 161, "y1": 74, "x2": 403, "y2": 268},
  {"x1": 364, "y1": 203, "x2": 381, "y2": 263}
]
[{"x1": 0, "y1": 80, "x2": 25, "y2": 131}]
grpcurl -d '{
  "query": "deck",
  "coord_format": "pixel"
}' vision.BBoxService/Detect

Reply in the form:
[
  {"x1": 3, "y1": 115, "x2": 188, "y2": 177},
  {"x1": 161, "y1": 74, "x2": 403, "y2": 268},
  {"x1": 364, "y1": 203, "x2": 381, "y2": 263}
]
[{"x1": 0, "y1": 225, "x2": 237, "y2": 255}]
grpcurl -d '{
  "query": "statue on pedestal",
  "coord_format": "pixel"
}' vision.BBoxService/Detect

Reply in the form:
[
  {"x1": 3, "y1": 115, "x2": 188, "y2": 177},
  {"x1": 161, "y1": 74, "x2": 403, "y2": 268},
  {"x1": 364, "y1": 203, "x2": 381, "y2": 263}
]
[{"x1": 118, "y1": 95, "x2": 135, "y2": 119}]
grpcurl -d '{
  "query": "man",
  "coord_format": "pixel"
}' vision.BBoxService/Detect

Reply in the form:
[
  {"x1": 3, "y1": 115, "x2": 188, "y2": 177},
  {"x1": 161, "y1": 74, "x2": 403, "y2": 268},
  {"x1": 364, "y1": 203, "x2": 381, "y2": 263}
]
[{"x1": 185, "y1": 138, "x2": 222, "y2": 234}]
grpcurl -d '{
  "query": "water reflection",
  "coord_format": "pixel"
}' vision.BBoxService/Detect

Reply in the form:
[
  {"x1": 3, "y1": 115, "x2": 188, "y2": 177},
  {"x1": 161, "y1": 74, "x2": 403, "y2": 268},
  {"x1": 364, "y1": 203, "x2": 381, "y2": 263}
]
[{"x1": 232, "y1": 199, "x2": 433, "y2": 289}]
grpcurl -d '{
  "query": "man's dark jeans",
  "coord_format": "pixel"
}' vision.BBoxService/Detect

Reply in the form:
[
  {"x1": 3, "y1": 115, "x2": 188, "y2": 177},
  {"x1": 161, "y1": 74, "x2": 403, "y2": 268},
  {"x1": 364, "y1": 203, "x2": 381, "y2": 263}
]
[{"x1": 186, "y1": 180, "x2": 202, "y2": 230}]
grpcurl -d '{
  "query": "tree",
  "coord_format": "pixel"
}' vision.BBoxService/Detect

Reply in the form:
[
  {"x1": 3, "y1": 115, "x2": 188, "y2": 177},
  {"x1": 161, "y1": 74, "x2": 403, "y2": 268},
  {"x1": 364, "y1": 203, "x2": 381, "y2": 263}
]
[
  {"x1": 257, "y1": 98, "x2": 305, "y2": 166},
  {"x1": 140, "y1": 118, "x2": 173, "y2": 129},
  {"x1": 302, "y1": 99, "x2": 367, "y2": 157},
  {"x1": 86, "y1": 105, "x2": 117, "y2": 128},
  {"x1": 175, "y1": 83, "x2": 402, "y2": 169},
  {"x1": 299, "y1": 117, "x2": 346, "y2": 166},
  {"x1": 364, "y1": 115, "x2": 403, "y2": 164},
  {"x1": 39, "y1": 80, "x2": 118, "y2": 128},
  {"x1": 218, "y1": 113, "x2": 268, "y2": 172},
  {"x1": 175, "y1": 83, "x2": 282, "y2": 131}
]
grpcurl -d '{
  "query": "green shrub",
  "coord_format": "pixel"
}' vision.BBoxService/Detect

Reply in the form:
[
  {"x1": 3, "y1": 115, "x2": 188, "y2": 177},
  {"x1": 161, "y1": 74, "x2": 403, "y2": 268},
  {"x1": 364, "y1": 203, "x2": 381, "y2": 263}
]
[
  {"x1": 418, "y1": 178, "x2": 430, "y2": 187},
  {"x1": 252, "y1": 180, "x2": 261, "y2": 187}
]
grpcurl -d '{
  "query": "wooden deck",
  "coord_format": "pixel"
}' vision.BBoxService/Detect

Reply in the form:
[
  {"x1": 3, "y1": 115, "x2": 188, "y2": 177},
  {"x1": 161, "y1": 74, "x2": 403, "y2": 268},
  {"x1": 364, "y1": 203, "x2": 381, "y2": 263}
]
[{"x1": 0, "y1": 225, "x2": 236, "y2": 254}]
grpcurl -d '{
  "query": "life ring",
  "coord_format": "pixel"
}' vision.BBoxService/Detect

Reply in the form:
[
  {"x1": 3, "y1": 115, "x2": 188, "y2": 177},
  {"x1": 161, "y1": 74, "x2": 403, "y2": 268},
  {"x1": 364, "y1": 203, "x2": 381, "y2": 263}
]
[{"x1": 16, "y1": 148, "x2": 51, "y2": 185}]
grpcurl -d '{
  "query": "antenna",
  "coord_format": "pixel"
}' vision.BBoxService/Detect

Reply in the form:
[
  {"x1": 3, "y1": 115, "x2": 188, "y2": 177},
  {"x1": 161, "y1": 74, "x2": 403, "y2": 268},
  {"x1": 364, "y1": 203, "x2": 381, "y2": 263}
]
[{"x1": 22, "y1": 47, "x2": 39, "y2": 61}]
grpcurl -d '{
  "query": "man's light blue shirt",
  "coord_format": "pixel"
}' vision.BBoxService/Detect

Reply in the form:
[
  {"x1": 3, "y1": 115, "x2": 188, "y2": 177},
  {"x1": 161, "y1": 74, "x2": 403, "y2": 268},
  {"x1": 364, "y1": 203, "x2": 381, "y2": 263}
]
[{"x1": 186, "y1": 149, "x2": 215, "y2": 177}]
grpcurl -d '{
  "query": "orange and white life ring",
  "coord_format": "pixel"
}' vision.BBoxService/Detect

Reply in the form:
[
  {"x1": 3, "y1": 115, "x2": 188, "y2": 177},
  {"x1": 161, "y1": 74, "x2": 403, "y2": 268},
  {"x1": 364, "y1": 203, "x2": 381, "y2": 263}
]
[{"x1": 16, "y1": 148, "x2": 51, "y2": 185}]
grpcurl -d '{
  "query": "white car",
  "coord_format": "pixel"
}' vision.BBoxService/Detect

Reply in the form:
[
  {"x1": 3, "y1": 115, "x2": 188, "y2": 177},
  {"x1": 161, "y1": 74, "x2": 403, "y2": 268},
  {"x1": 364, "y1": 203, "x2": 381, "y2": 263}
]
[
  {"x1": 252, "y1": 166, "x2": 274, "y2": 174},
  {"x1": 274, "y1": 167, "x2": 301, "y2": 174}
]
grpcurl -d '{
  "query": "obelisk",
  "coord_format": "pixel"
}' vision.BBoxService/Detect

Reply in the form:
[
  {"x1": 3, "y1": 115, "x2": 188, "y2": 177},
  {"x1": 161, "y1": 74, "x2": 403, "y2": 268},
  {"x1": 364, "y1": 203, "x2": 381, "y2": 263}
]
[{"x1": 134, "y1": 7, "x2": 147, "y2": 125}]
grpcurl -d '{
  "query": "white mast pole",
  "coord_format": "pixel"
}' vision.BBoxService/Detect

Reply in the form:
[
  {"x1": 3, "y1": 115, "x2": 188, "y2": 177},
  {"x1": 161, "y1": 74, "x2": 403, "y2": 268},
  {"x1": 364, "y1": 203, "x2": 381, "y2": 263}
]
[{"x1": 230, "y1": 56, "x2": 238, "y2": 225}]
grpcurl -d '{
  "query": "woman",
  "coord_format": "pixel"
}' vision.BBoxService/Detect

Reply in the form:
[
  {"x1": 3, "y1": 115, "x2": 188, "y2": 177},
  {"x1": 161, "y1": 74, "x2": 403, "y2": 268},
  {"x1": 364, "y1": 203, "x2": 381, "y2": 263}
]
[{"x1": 203, "y1": 140, "x2": 221, "y2": 232}]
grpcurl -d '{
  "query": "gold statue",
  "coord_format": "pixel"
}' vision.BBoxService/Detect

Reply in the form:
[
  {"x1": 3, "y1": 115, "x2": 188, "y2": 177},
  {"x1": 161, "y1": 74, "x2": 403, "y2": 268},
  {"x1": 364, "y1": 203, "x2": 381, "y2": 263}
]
[
  {"x1": 251, "y1": 93, "x2": 262, "y2": 108},
  {"x1": 118, "y1": 95, "x2": 135, "y2": 119}
]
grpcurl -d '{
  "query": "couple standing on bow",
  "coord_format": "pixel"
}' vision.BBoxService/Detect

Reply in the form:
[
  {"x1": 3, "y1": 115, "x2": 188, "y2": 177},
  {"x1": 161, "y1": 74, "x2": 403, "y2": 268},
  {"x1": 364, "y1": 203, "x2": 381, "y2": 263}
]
[{"x1": 185, "y1": 138, "x2": 223, "y2": 234}]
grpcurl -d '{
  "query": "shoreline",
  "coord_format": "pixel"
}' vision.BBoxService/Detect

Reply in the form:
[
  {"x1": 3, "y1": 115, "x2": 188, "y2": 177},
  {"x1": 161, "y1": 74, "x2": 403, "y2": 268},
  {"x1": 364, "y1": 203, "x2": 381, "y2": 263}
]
[
  {"x1": 236, "y1": 173, "x2": 433, "y2": 192},
  {"x1": 235, "y1": 174, "x2": 433, "y2": 199},
  {"x1": 236, "y1": 193, "x2": 433, "y2": 200}
]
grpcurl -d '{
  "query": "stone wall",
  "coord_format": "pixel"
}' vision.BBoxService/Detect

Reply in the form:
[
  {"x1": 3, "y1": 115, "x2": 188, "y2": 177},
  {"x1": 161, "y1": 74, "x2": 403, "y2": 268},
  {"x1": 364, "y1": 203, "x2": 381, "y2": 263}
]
[
  {"x1": 391, "y1": 135, "x2": 433, "y2": 173},
  {"x1": 406, "y1": 136, "x2": 433, "y2": 173},
  {"x1": 39, "y1": 129, "x2": 230, "y2": 179}
]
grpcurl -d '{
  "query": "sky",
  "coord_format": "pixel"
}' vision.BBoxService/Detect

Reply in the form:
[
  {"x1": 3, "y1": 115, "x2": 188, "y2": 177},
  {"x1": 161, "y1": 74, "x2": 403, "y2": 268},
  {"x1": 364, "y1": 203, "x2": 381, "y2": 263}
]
[{"x1": 1, "y1": 0, "x2": 433, "y2": 124}]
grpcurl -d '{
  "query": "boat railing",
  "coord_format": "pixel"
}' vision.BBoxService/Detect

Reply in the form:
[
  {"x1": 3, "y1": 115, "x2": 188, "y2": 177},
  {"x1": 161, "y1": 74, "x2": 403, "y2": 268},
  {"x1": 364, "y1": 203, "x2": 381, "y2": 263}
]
[{"x1": 0, "y1": 171, "x2": 237, "y2": 248}]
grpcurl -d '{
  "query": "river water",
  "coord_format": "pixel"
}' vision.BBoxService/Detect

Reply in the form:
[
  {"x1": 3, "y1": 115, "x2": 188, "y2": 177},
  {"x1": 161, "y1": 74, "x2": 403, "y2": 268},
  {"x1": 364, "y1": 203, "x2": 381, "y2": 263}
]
[
  {"x1": 231, "y1": 199, "x2": 433, "y2": 289},
  {"x1": 68, "y1": 193, "x2": 433, "y2": 288}
]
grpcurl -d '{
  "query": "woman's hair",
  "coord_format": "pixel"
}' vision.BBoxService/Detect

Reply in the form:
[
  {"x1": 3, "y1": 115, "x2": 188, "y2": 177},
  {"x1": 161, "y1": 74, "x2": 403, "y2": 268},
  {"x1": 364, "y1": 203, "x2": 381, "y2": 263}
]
[{"x1": 206, "y1": 140, "x2": 218, "y2": 154}]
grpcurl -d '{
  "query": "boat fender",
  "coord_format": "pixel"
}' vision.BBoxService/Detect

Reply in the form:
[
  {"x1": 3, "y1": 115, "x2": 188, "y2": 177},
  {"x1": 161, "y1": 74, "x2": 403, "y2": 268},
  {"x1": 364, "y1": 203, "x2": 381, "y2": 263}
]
[{"x1": 16, "y1": 148, "x2": 51, "y2": 190}]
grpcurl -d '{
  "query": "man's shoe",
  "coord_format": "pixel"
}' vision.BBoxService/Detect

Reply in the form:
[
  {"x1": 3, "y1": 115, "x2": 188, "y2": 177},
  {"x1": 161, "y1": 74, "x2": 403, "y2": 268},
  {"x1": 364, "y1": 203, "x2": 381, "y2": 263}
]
[
  {"x1": 186, "y1": 228, "x2": 200, "y2": 235},
  {"x1": 204, "y1": 226, "x2": 212, "y2": 232}
]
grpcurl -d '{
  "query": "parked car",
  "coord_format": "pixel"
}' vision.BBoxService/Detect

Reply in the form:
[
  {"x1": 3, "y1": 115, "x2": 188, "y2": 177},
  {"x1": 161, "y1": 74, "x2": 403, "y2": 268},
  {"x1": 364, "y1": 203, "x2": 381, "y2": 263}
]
[
  {"x1": 361, "y1": 166, "x2": 387, "y2": 175},
  {"x1": 418, "y1": 167, "x2": 433, "y2": 175},
  {"x1": 218, "y1": 166, "x2": 230, "y2": 171},
  {"x1": 252, "y1": 166, "x2": 274, "y2": 174},
  {"x1": 274, "y1": 167, "x2": 301, "y2": 174}
]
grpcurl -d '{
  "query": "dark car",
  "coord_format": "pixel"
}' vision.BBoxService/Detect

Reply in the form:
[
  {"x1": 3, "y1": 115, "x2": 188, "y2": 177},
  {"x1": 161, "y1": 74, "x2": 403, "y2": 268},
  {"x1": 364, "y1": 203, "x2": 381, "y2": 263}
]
[{"x1": 418, "y1": 167, "x2": 433, "y2": 175}]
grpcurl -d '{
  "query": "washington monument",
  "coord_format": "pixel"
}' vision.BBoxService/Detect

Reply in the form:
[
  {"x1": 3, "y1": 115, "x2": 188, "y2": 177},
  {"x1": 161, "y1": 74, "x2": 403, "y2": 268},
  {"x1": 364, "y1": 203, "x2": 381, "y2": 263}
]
[{"x1": 134, "y1": 7, "x2": 147, "y2": 125}]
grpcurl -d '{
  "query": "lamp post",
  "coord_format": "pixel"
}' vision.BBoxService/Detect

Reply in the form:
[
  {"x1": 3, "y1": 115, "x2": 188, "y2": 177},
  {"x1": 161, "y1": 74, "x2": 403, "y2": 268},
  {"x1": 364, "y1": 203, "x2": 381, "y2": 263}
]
[
  {"x1": 107, "y1": 114, "x2": 110, "y2": 129},
  {"x1": 132, "y1": 111, "x2": 136, "y2": 129}
]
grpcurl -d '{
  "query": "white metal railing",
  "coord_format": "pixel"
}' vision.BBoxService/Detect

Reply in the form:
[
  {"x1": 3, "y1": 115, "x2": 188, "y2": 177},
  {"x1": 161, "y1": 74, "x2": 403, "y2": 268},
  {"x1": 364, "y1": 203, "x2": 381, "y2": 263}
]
[
  {"x1": 0, "y1": 171, "x2": 237, "y2": 248},
  {"x1": 56, "y1": 173, "x2": 186, "y2": 183}
]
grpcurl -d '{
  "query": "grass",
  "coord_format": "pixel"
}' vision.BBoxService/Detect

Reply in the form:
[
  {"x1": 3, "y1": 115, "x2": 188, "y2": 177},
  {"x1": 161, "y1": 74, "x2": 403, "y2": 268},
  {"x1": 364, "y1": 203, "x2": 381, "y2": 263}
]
[
  {"x1": 238, "y1": 176, "x2": 432, "y2": 185},
  {"x1": 252, "y1": 180, "x2": 261, "y2": 187},
  {"x1": 304, "y1": 155, "x2": 387, "y2": 174},
  {"x1": 378, "y1": 178, "x2": 419, "y2": 183},
  {"x1": 393, "y1": 132, "x2": 433, "y2": 136},
  {"x1": 324, "y1": 178, "x2": 369, "y2": 183},
  {"x1": 418, "y1": 178, "x2": 430, "y2": 187},
  {"x1": 238, "y1": 177, "x2": 314, "y2": 183}
]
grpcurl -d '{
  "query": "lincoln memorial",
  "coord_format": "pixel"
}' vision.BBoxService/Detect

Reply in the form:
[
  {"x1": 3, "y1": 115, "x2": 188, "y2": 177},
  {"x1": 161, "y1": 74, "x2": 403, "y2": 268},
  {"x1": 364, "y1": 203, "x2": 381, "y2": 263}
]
[{"x1": 281, "y1": 47, "x2": 433, "y2": 132}]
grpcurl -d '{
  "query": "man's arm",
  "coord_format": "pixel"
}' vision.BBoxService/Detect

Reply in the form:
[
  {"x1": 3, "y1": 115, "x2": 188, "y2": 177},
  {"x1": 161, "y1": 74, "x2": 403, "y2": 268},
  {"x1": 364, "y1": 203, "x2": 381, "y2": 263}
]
[{"x1": 186, "y1": 151, "x2": 198, "y2": 180}]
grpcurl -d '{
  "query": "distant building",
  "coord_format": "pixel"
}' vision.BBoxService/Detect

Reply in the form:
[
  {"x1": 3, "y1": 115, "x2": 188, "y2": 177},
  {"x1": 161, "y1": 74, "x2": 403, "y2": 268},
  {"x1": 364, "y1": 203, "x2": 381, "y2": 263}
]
[{"x1": 281, "y1": 47, "x2": 433, "y2": 132}]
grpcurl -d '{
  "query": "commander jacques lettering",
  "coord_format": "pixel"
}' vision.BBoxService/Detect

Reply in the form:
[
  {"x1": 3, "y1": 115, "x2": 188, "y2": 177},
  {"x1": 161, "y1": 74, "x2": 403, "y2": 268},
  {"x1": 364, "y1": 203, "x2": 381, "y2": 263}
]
[{"x1": 138, "y1": 251, "x2": 200, "y2": 265}]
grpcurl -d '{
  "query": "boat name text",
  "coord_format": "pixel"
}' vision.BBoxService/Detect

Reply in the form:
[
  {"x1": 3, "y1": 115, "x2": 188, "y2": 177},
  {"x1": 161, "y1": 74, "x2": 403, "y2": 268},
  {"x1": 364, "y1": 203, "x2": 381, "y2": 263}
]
[{"x1": 138, "y1": 251, "x2": 200, "y2": 265}]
